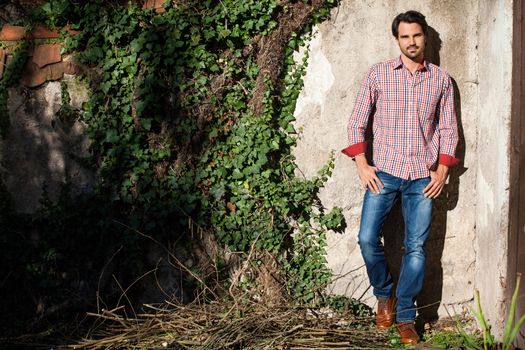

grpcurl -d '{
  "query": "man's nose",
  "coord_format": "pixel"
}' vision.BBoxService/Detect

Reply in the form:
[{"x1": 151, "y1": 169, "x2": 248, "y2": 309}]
[{"x1": 409, "y1": 37, "x2": 416, "y2": 45}]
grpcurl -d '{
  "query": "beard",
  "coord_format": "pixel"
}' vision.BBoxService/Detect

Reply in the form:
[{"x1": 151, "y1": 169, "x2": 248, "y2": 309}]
[{"x1": 402, "y1": 45, "x2": 424, "y2": 60}]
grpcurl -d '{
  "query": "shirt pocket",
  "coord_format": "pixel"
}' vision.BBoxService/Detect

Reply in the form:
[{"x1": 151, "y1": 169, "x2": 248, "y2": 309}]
[
  {"x1": 416, "y1": 88, "x2": 440, "y2": 125},
  {"x1": 376, "y1": 87, "x2": 404, "y2": 123}
]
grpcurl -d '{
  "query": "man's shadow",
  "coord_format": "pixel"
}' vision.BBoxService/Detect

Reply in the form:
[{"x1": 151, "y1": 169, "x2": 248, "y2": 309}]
[{"x1": 370, "y1": 26, "x2": 467, "y2": 323}]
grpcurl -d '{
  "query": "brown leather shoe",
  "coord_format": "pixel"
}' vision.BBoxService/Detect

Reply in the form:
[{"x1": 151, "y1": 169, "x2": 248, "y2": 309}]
[
  {"x1": 396, "y1": 321, "x2": 419, "y2": 344},
  {"x1": 376, "y1": 297, "x2": 395, "y2": 329}
]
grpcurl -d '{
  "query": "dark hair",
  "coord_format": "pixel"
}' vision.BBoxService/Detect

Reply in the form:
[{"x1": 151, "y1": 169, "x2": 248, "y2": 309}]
[{"x1": 391, "y1": 11, "x2": 428, "y2": 38}]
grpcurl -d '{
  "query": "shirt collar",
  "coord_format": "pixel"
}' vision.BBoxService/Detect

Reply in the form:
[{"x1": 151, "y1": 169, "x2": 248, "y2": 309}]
[{"x1": 392, "y1": 56, "x2": 428, "y2": 72}]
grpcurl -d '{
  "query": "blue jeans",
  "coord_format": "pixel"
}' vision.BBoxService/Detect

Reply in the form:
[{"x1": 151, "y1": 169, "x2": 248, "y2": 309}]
[{"x1": 358, "y1": 171, "x2": 432, "y2": 322}]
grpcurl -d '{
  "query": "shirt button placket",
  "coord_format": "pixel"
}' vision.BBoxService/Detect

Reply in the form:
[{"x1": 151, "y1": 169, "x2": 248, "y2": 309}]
[{"x1": 408, "y1": 72, "x2": 417, "y2": 179}]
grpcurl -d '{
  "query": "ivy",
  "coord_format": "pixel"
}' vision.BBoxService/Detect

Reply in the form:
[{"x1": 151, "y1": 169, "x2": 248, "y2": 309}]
[
  {"x1": 23, "y1": 0, "x2": 344, "y2": 304},
  {"x1": 0, "y1": 44, "x2": 28, "y2": 138}
]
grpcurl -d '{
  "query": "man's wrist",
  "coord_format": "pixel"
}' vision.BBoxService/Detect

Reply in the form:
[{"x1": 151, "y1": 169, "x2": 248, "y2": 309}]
[
  {"x1": 354, "y1": 153, "x2": 367, "y2": 163},
  {"x1": 436, "y1": 164, "x2": 449, "y2": 180},
  {"x1": 354, "y1": 153, "x2": 368, "y2": 167},
  {"x1": 437, "y1": 164, "x2": 449, "y2": 173}
]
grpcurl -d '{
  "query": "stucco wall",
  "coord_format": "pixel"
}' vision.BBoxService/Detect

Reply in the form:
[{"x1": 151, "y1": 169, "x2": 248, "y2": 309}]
[
  {"x1": 293, "y1": 0, "x2": 482, "y2": 321},
  {"x1": 0, "y1": 76, "x2": 93, "y2": 213},
  {"x1": 476, "y1": 0, "x2": 514, "y2": 334}
]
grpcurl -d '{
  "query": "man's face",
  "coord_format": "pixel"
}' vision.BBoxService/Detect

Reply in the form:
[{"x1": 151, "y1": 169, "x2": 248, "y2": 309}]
[{"x1": 395, "y1": 21, "x2": 426, "y2": 61}]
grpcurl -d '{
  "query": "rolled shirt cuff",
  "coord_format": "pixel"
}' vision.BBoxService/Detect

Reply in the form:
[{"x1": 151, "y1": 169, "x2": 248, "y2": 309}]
[
  {"x1": 438, "y1": 154, "x2": 460, "y2": 167},
  {"x1": 341, "y1": 141, "x2": 367, "y2": 158}
]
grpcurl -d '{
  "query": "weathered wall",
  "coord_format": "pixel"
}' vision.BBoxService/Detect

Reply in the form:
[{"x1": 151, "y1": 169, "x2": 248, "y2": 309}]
[
  {"x1": 0, "y1": 0, "x2": 516, "y2": 335},
  {"x1": 293, "y1": 0, "x2": 482, "y2": 321},
  {"x1": 476, "y1": 0, "x2": 514, "y2": 335},
  {"x1": 0, "y1": 76, "x2": 93, "y2": 213},
  {"x1": 0, "y1": 0, "x2": 164, "y2": 214}
]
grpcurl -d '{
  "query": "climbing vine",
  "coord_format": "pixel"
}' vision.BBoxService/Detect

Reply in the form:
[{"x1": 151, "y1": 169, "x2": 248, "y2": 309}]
[
  {"x1": 19, "y1": 0, "x2": 343, "y2": 304},
  {"x1": 0, "y1": 43, "x2": 27, "y2": 138}
]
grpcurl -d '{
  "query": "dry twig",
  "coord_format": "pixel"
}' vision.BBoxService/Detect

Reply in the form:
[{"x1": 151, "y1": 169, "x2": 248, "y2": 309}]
[{"x1": 62, "y1": 298, "x2": 390, "y2": 350}]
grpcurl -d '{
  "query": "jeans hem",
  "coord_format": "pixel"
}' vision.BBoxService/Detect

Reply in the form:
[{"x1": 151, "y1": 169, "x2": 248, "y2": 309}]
[{"x1": 374, "y1": 293, "x2": 392, "y2": 300}]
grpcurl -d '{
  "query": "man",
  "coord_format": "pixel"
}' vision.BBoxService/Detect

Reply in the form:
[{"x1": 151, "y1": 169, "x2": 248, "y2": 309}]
[{"x1": 341, "y1": 11, "x2": 459, "y2": 344}]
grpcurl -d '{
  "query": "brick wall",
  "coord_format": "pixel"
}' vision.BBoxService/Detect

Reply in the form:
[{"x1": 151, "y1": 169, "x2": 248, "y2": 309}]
[{"x1": 0, "y1": 0, "x2": 168, "y2": 87}]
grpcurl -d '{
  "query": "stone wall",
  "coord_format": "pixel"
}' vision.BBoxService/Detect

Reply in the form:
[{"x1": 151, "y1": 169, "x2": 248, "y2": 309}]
[{"x1": 292, "y1": 0, "x2": 511, "y2": 329}]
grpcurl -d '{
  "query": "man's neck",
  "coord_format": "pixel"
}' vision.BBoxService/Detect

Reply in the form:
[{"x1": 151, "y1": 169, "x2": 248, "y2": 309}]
[{"x1": 401, "y1": 55, "x2": 424, "y2": 73}]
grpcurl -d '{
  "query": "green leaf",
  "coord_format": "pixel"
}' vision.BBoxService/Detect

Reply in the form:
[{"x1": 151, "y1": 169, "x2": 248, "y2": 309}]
[
  {"x1": 141, "y1": 118, "x2": 152, "y2": 131},
  {"x1": 219, "y1": 28, "x2": 231, "y2": 38},
  {"x1": 130, "y1": 38, "x2": 143, "y2": 52},
  {"x1": 104, "y1": 129, "x2": 119, "y2": 143}
]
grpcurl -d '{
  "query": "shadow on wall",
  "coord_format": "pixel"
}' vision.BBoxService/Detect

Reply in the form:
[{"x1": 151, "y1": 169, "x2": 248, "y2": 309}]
[
  {"x1": 381, "y1": 26, "x2": 468, "y2": 322},
  {"x1": 425, "y1": 26, "x2": 441, "y2": 66},
  {"x1": 1, "y1": 79, "x2": 94, "y2": 214}
]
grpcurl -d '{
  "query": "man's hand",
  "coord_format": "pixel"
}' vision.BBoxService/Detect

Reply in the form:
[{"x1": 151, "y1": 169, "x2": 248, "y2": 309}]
[
  {"x1": 423, "y1": 164, "x2": 449, "y2": 198},
  {"x1": 355, "y1": 154, "x2": 384, "y2": 193}
]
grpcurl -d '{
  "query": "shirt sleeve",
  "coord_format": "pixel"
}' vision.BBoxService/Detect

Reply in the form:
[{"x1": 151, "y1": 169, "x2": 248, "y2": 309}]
[
  {"x1": 437, "y1": 75, "x2": 460, "y2": 167},
  {"x1": 341, "y1": 66, "x2": 378, "y2": 158}
]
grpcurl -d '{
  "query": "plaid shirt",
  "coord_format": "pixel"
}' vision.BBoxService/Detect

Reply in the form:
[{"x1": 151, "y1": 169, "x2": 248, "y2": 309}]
[{"x1": 342, "y1": 57, "x2": 459, "y2": 180}]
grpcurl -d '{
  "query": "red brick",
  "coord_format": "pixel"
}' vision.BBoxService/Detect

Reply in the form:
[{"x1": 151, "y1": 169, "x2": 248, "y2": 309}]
[
  {"x1": 0, "y1": 25, "x2": 27, "y2": 41},
  {"x1": 20, "y1": 61, "x2": 65, "y2": 88},
  {"x1": 32, "y1": 43, "x2": 62, "y2": 68},
  {"x1": 0, "y1": 25, "x2": 82, "y2": 40},
  {"x1": 47, "y1": 62, "x2": 64, "y2": 81},
  {"x1": 20, "y1": 61, "x2": 47, "y2": 87},
  {"x1": 143, "y1": 0, "x2": 167, "y2": 12},
  {"x1": 142, "y1": 0, "x2": 155, "y2": 9},
  {"x1": 30, "y1": 26, "x2": 60, "y2": 39}
]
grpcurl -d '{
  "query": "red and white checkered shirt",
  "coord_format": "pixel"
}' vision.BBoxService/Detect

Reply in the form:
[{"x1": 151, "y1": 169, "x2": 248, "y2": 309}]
[{"x1": 342, "y1": 57, "x2": 459, "y2": 180}]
